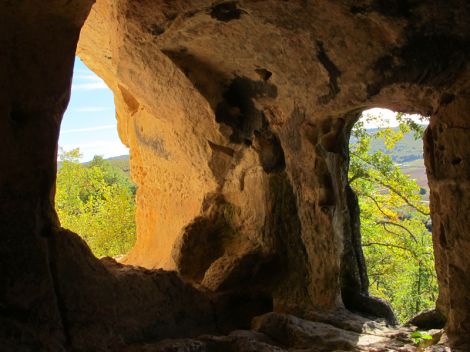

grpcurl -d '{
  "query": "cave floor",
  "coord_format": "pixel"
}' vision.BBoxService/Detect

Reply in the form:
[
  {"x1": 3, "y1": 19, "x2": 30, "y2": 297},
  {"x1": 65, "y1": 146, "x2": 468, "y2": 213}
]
[{"x1": 118, "y1": 311, "x2": 446, "y2": 352}]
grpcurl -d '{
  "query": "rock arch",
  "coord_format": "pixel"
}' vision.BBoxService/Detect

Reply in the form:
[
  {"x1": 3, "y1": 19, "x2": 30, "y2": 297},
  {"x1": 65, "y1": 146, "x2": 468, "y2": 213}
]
[{"x1": 1, "y1": 0, "x2": 470, "y2": 350}]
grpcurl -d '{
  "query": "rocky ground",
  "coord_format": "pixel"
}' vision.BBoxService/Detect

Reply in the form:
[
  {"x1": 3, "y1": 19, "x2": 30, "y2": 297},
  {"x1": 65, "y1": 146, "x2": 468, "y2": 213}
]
[{"x1": 120, "y1": 311, "x2": 448, "y2": 352}]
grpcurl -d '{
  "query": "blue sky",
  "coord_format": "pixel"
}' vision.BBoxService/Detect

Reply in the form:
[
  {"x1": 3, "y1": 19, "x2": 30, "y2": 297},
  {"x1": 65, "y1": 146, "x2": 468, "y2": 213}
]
[{"x1": 59, "y1": 57, "x2": 129, "y2": 161}]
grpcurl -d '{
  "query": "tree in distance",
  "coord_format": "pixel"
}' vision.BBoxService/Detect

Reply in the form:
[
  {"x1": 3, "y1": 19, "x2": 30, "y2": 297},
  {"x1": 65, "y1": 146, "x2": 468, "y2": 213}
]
[
  {"x1": 349, "y1": 112, "x2": 437, "y2": 322},
  {"x1": 56, "y1": 148, "x2": 136, "y2": 258}
]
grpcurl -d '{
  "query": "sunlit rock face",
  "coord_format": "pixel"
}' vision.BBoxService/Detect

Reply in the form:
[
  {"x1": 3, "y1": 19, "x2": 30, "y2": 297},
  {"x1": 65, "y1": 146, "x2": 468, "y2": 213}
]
[
  {"x1": 79, "y1": 0, "x2": 470, "y2": 331},
  {"x1": 1, "y1": 0, "x2": 470, "y2": 350}
]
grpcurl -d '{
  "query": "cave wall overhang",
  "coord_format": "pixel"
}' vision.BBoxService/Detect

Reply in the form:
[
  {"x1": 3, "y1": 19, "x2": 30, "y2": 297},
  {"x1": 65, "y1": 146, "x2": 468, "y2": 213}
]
[{"x1": 1, "y1": 0, "x2": 470, "y2": 350}]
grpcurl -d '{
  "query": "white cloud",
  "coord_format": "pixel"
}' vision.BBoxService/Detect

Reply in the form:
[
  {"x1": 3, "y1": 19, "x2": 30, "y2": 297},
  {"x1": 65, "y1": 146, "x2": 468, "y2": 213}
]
[
  {"x1": 61, "y1": 124, "x2": 117, "y2": 134},
  {"x1": 72, "y1": 81, "x2": 108, "y2": 91},
  {"x1": 74, "y1": 107, "x2": 113, "y2": 112}
]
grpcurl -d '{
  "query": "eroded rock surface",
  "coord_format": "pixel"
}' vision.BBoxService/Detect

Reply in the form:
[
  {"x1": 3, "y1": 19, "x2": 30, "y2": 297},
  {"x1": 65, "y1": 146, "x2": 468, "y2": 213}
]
[
  {"x1": 79, "y1": 0, "x2": 470, "y2": 336},
  {"x1": 1, "y1": 0, "x2": 470, "y2": 351},
  {"x1": 119, "y1": 312, "x2": 419, "y2": 352}
]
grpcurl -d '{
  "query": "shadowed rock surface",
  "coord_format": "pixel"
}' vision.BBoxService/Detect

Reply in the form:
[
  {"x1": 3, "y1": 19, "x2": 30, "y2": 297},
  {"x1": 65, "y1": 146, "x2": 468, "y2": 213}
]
[
  {"x1": 1, "y1": 0, "x2": 470, "y2": 351},
  {"x1": 407, "y1": 309, "x2": 446, "y2": 331}
]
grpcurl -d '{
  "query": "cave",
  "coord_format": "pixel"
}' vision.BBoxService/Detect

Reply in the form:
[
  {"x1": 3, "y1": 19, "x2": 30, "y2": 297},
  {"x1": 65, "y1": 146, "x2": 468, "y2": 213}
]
[{"x1": 1, "y1": 1, "x2": 470, "y2": 351}]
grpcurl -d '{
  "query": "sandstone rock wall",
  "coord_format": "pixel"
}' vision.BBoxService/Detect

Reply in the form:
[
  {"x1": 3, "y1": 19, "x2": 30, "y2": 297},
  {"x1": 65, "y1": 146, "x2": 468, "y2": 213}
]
[
  {"x1": 1, "y1": 0, "x2": 470, "y2": 350},
  {"x1": 425, "y1": 88, "x2": 470, "y2": 348}
]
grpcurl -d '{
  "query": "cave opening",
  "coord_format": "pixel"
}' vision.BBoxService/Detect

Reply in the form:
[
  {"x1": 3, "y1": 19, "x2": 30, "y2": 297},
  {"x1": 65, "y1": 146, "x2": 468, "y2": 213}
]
[
  {"x1": 3, "y1": 0, "x2": 470, "y2": 350},
  {"x1": 348, "y1": 108, "x2": 438, "y2": 324},
  {"x1": 56, "y1": 57, "x2": 136, "y2": 260}
]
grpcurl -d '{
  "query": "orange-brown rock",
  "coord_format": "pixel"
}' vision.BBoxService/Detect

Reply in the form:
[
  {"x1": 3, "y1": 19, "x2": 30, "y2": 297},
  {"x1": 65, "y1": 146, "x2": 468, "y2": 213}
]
[{"x1": 1, "y1": 0, "x2": 470, "y2": 351}]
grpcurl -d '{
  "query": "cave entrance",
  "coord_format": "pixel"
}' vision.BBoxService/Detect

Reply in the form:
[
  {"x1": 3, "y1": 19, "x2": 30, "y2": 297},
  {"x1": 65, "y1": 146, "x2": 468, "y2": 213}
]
[
  {"x1": 349, "y1": 108, "x2": 437, "y2": 323},
  {"x1": 56, "y1": 57, "x2": 136, "y2": 259}
]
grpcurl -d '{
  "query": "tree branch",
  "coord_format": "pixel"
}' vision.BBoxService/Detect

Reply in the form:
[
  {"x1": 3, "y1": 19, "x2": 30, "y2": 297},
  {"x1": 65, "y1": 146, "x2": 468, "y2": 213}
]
[
  {"x1": 378, "y1": 221, "x2": 419, "y2": 243},
  {"x1": 362, "y1": 193, "x2": 392, "y2": 219},
  {"x1": 373, "y1": 178, "x2": 430, "y2": 216},
  {"x1": 349, "y1": 151, "x2": 430, "y2": 216},
  {"x1": 363, "y1": 241, "x2": 419, "y2": 260}
]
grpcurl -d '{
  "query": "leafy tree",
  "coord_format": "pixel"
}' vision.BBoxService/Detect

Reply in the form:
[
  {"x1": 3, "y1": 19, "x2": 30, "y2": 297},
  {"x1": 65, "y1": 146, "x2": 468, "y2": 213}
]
[
  {"x1": 56, "y1": 148, "x2": 136, "y2": 258},
  {"x1": 87, "y1": 155, "x2": 136, "y2": 195},
  {"x1": 349, "y1": 113, "x2": 437, "y2": 322}
]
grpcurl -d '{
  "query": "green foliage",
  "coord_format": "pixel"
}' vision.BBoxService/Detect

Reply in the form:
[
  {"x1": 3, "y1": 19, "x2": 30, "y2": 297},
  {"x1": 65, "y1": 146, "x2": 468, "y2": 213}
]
[
  {"x1": 353, "y1": 112, "x2": 427, "y2": 163},
  {"x1": 349, "y1": 113, "x2": 438, "y2": 323},
  {"x1": 86, "y1": 154, "x2": 131, "y2": 177},
  {"x1": 56, "y1": 148, "x2": 136, "y2": 258},
  {"x1": 410, "y1": 331, "x2": 433, "y2": 345}
]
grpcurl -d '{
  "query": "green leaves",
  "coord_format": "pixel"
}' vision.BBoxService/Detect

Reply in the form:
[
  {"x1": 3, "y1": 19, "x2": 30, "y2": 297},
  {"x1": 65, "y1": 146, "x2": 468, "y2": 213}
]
[
  {"x1": 410, "y1": 331, "x2": 433, "y2": 344},
  {"x1": 56, "y1": 149, "x2": 136, "y2": 258},
  {"x1": 349, "y1": 112, "x2": 437, "y2": 322}
]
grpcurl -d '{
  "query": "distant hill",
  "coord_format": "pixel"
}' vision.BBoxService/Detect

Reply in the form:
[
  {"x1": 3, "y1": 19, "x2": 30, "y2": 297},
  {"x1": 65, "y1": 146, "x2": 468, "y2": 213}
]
[
  {"x1": 105, "y1": 155, "x2": 130, "y2": 176},
  {"x1": 80, "y1": 154, "x2": 130, "y2": 176},
  {"x1": 352, "y1": 126, "x2": 429, "y2": 192},
  {"x1": 106, "y1": 155, "x2": 129, "y2": 161},
  {"x1": 368, "y1": 128, "x2": 424, "y2": 163}
]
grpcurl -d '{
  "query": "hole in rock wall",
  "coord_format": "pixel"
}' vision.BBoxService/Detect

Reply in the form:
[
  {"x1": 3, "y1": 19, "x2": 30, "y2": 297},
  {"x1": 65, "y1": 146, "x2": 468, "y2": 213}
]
[
  {"x1": 349, "y1": 108, "x2": 437, "y2": 323},
  {"x1": 56, "y1": 57, "x2": 136, "y2": 259}
]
